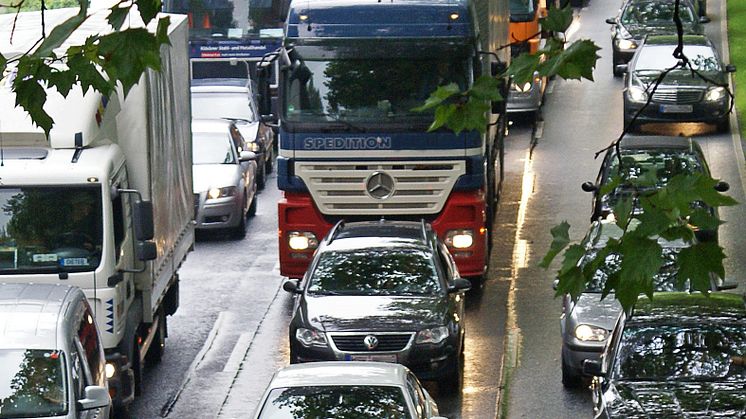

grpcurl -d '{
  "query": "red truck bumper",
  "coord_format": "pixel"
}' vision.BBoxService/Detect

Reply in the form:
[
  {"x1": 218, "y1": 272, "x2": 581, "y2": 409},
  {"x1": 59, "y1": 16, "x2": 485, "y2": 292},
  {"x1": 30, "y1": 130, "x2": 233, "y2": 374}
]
[{"x1": 278, "y1": 191, "x2": 488, "y2": 278}]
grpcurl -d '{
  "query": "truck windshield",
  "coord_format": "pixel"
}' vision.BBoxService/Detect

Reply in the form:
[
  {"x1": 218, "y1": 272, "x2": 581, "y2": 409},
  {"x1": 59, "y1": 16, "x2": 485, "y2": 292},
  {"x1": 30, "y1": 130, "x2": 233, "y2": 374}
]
[
  {"x1": 284, "y1": 55, "x2": 472, "y2": 124},
  {"x1": 0, "y1": 349, "x2": 67, "y2": 418},
  {"x1": 164, "y1": 0, "x2": 287, "y2": 39},
  {"x1": 0, "y1": 187, "x2": 103, "y2": 274}
]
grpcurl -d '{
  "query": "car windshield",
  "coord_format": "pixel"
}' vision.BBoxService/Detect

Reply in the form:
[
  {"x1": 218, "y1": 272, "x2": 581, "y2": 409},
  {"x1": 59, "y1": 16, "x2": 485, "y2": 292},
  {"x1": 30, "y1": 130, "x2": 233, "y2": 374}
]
[
  {"x1": 0, "y1": 349, "x2": 67, "y2": 418},
  {"x1": 635, "y1": 45, "x2": 720, "y2": 72},
  {"x1": 621, "y1": 1, "x2": 695, "y2": 25},
  {"x1": 0, "y1": 187, "x2": 103, "y2": 274},
  {"x1": 614, "y1": 324, "x2": 746, "y2": 382},
  {"x1": 308, "y1": 248, "x2": 442, "y2": 296},
  {"x1": 192, "y1": 132, "x2": 237, "y2": 164},
  {"x1": 258, "y1": 385, "x2": 410, "y2": 418},
  {"x1": 284, "y1": 45, "x2": 472, "y2": 124},
  {"x1": 583, "y1": 248, "x2": 687, "y2": 293},
  {"x1": 191, "y1": 92, "x2": 256, "y2": 121}
]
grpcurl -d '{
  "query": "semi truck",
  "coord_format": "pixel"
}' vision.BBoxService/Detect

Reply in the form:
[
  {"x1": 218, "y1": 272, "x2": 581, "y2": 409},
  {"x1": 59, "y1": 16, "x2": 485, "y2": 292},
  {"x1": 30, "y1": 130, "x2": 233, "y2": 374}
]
[
  {"x1": 258, "y1": 0, "x2": 510, "y2": 279},
  {"x1": 0, "y1": 9, "x2": 194, "y2": 409}
]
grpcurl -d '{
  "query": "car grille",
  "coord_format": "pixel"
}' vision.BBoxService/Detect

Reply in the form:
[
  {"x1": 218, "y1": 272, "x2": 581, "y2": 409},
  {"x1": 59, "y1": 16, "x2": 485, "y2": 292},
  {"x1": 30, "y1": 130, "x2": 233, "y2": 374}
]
[
  {"x1": 651, "y1": 88, "x2": 703, "y2": 104},
  {"x1": 330, "y1": 333, "x2": 414, "y2": 352},
  {"x1": 294, "y1": 160, "x2": 465, "y2": 216}
]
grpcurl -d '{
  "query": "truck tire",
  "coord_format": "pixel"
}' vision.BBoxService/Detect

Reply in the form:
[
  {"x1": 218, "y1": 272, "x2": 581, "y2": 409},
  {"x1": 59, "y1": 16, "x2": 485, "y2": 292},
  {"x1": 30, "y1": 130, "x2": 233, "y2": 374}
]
[
  {"x1": 132, "y1": 335, "x2": 143, "y2": 396},
  {"x1": 145, "y1": 313, "x2": 166, "y2": 367}
]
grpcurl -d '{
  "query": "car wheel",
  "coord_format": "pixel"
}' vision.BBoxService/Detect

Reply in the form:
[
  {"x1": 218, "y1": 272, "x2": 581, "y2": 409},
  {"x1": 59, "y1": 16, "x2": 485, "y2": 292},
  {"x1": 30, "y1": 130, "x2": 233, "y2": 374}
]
[
  {"x1": 716, "y1": 116, "x2": 730, "y2": 133},
  {"x1": 248, "y1": 193, "x2": 257, "y2": 217},
  {"x1": 612, "y1": 49, "x2": 622, "y2": 77},
  {"x1": 256, "y1": 162, "x2": 267, "y2": 190},
  {"x1": 440, "y1": 353, "x2": 463, "y2": 394},
  {"x1": 265, "y1": 148, "x2": 275, "y2": 174},
  {"x1": 232, "y1": 199, "x2": 248, "y2": 239},
  {"x1": 561, "y1": 353, "x2": 582, "y2": 389}
]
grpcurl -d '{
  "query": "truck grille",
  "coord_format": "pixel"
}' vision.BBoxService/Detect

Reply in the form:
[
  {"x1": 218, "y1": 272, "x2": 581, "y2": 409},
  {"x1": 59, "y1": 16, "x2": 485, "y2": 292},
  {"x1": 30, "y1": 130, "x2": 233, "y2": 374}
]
[
  {"x1": 652, "y1": 88, "x2": 703, "y2": 104},
  {"x1": 330, "y1": 333, "x2": 414, "y2": 352},
  {"x1": 295, "y1": 160, "x2": 466, "y2": 215}
]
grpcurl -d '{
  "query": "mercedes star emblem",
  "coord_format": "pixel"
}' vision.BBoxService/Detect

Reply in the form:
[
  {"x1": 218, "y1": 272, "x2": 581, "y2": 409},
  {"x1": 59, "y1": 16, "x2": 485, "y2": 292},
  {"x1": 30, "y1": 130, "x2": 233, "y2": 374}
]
[
  {"x1": 366, "y1": 171, "x2": 395, "y2": 200},
  {"x1": 363, "y1": 335, "x2": 379, "y2": 350}
]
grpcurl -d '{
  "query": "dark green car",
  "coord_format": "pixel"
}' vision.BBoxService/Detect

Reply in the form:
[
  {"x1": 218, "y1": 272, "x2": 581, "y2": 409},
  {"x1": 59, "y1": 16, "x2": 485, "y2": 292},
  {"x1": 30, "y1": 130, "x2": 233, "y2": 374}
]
[
  {"x1": 622, "y1": 35, "x2": 736, "y2": 132},
  {"x1": 585, "y1": 292, "x2": 746, "y2": 418}
]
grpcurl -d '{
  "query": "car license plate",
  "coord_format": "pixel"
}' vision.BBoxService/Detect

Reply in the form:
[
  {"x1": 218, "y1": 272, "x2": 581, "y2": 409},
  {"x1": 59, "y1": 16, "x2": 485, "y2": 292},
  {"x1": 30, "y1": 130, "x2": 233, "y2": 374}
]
[
  {"x1": 660, "y1": 104, "x2": 693, "y2": 113},
  {"x1": 346, "y1": 354, "x2": 397, "y2": 363}
]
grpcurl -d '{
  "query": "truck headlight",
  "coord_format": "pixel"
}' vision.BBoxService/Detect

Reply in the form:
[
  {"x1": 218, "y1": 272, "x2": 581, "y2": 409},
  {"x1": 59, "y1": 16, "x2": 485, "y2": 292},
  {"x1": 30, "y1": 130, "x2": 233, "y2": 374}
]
[
  {"x1": 445, "y1": 229, "x2": 474, "y2": 249},
  {"x1": 416, "y1": 326, "x2": 449, "y2": 344},
  {"x1": 288, "y1": 231, "x2": 319, "y2": 250},
  {"x1": 616, "y1": 38, "x2": 637, "y2": 50},
  {"x1": 296, "y1": 328, "x2": 327, "y2": 347},
  {"x1": 704, "y1": 86, "x2": 726, "y2": 102},
  {"x1": 574, "y1": 324, "x2": 608, "y2": 342},
  {"x1": 105, "y1": 362, "x2": 116, "y2": 379},
  {"x1": 627, "y1": 86, "x2": 648, "y2": 103},
  {"x1": 207, "y1": 186, "x2": 237, "y2": 200}
]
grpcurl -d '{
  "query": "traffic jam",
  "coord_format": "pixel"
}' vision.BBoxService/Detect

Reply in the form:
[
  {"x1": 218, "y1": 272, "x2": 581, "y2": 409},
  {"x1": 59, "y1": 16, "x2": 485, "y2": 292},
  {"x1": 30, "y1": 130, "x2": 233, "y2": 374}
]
[{"x1": 0, "y1": 0, "x2": 745, "y2": 417}]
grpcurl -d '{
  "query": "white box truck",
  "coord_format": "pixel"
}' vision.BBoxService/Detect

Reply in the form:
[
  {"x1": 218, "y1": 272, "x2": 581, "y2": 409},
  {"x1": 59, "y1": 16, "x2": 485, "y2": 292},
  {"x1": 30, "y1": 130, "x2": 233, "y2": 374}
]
[{"x1": 0, "y1": 8, "x2": 194, "y2": 409}]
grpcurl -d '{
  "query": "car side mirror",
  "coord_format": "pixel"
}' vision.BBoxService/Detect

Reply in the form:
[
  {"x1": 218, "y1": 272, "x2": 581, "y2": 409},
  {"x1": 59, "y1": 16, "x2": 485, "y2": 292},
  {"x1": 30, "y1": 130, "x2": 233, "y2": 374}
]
[
  {"x1": 137, "y1": 241, "x2": 157, "y2": 261},
  {"x1": 717, "y1": 279, "x2": 738, "y2": 291},
  {"x1": 239, "y1": 151, "x2": 257, "y2": 162},
  {"x1": 616, "y1": 64, "x2": 628, "y2": 74},
  {"x1": 583, "y1": 359, "x2": 605, "y2": 377},
  {"x1": 553, "y1": 279, "x2": 559, "y2": 290},
  {"x1": 714, "y1": 181, "x2": 730, "y2": 192},
  {"x1": 77, "y1": 385, "x2": 110, "y2": 411},
  {"x1": 581, "y1": 181, "x2": 597, "y2": 192},
  {"x1": 699, "y1": 16, "x2": 711, "y2": 24},
  {"x1": 134, "y1": 200, "x2": 154, "y2": 241},
  {"x1": 725, "y1": 64, "x2": 737, "y2": 73},
  {"x1": 605, "y1": 18, "x2": 616, "y2": 24},
  {"x1": 448, "y1": 278, "x2": 472, "y2": 293},
  {"x1": 283, "y1": 279, "x2": 302, "y2": 294}
]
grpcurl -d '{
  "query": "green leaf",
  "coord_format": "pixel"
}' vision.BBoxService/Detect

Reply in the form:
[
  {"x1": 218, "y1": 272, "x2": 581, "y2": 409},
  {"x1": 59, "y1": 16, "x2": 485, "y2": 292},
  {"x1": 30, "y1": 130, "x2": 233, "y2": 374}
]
[
  {"x1": 558, "y1": 243, "x2": 585, "y2": 278},
  {"x1": 134, "y1": 0, "x2": 160, "y2": 24},
  {"x1": 412, "y1": 83, "x2": 461, "y2": 112},
  {"x1": 677, "y1": 242, "x2": 726, "y2": 294},
  {"x1": 687, "y1": 208, "x2": 722, "y2": 231},
  {"x1": 67, "y1": 53, "x2": 112, "y2": 94},
  {"x1": 0, "y1": 54, "x2": 6, "y2": 78},
  {"x1": 658, "y1": 225, "x2": 695, "y2": 243},
  {"x1": 13, "y1": 78, "x2": 53, "y2": 134},
  {"x1": 155, "y1": 16, "x2": 172, "y2": 45},
  {"x1": 615, "y1": 237, "x2": 662, "y2": 309},
  {"x1": 612, "y1": 195, "x2": 633, "y2": 230},
  {"x1": 107, "y1": 4, "x2": 131, "y2": 30},
  {"x1": 47, "y1": 69, "x2": 76, "y2": 97},
  {"x1": 469, "y1": 75, "x2": 502, "y2": 101},
  {"x1": 98, "y1": 28, "x2": 163, "y2": 95},
  {"x1": 427, "y1": 103, "x2": 456, "y2": 132},
  {"x1": 540, "y1": 6, "x2": 574, "y2": 33},
  {"x1": 508, "y1": 52, "x2": 542, "y2": 84},
  {"x1": 555, "y1": 244, "x2": 587, "y2": 299},
  {"x1": 541, "y1": 39, "x2": 600, "y2": 82},
  {"x1": 540, "y1": 221, "x2": 571, "y2": 269},
  {"x1": 32, "y1": 10, "x2": 87, "y2": 59}
]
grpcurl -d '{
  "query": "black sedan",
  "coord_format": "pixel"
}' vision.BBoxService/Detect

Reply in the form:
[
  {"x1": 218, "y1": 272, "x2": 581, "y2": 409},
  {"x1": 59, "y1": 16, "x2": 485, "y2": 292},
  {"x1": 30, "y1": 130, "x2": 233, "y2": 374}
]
[
  {"x1": 282, "y1": 220, "x2": 471, "y2": 393},
  {"x1": 622, "y1": 35, "x2": 736, "y2": 132},
  {"x1": 581, "y1": 135, "x2": 729, "y2": 241},
  {"x1": 584, "y1": 292, "x2": 746, "y2": 418},
  {"x1": 606, "y1": 0, "x2": 702, "y2": 77}
]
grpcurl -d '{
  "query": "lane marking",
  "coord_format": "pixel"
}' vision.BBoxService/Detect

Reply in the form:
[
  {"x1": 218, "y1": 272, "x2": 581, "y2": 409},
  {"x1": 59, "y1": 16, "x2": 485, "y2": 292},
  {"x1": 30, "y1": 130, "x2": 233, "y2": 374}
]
[{"x1": 223, "y1": 333, "x2": 253, "y2": 373}]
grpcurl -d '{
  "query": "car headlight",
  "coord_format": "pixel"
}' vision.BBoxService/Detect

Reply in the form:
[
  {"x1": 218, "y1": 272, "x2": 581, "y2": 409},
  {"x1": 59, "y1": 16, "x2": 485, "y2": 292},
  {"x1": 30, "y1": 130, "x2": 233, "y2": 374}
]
[
  {"x1": 415, "y1": 326, "x2": 449, "y2": 344},
  {"x1": 105, "y1": 362, "x2": 116, "y2": 379},
  {"x1": 627, "y1": 86, "x2": 648, "y2": 103},
  {"x1": 248, "y1": 142, "x2": 262, "y2": 152},
  {"x1": 207, "y1": 186, "x2": 237, "y2": 200},
  {"x1": 445, "y1": 229, "x2": 474, "y2": 249},
  {"x1": 511, "y1": 82, "x2": 533, "y2": 93},
  {"x1": 704, "y1": 86, "x2": 727, "y2": 102},
  {"x1": 295, "y1": 328, "x2": 327, "y2": 347},
  {"x1": 287, "y1": 231, "x2": 319, "y2": 251},
  {"x1": 616, "y1": 38, "x2": 637, "y2": 50},
  {"x1": 574, "y1": 324, "x2": 608, "y2": 342}
]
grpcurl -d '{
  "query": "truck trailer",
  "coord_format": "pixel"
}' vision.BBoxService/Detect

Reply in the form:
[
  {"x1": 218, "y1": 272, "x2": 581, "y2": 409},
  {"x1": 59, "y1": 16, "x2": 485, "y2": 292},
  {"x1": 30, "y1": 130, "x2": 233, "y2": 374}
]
[
  {"x1": 0, "y1": 9, "x2": 194, "y2": 409},
  {"x1": 259, "y1": 0, "x2": 510, "y2": 279}
]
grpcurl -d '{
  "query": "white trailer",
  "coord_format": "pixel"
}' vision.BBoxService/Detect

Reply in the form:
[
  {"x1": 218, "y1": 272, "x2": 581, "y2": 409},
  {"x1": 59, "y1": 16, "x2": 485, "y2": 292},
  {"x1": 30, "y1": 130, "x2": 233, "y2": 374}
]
[{"x1": 0, "y1": 8, "x2": 193, "y2": 408}]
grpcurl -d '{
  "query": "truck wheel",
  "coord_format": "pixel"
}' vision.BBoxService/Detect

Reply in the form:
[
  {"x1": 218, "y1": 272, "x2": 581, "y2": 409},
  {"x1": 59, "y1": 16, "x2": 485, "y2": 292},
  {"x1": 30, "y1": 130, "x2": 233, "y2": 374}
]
[
  {"x1": 145, "y1": 314, "x2": 166, "y2": 367},
  {"x1": 132, "y1": 335, "x2": 143, "y2": 396}
]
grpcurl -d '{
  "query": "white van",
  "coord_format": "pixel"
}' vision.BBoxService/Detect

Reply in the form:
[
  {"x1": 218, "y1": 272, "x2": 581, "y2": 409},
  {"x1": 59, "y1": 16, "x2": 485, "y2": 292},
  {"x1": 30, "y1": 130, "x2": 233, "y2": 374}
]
[{"x1": 0, "y1": 283, "x2": 110, "y2": 418}]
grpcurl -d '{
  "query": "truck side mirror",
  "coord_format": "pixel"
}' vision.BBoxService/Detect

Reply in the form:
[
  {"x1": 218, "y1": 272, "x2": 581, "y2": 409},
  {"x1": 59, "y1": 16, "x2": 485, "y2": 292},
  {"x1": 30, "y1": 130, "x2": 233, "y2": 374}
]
[
  {"x1": 256, "y1": 64, "x2": 273, "y2": 116},
  {"x1": 137, "y1": 241, "x2": 157, "y2": 261},
  {"x1": 77, "y1": 386, "x2": 110, "y2": 411},
  {"x1": 134, "y1": 200, "x2": 154, "y2": 241}
]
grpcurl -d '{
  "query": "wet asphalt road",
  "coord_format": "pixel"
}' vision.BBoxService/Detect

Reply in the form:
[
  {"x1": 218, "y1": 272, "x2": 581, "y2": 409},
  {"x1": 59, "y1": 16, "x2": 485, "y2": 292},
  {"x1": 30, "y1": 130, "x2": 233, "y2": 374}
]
[{"x1": 129, "y1": 0, "x2": 746, "y2": 416}]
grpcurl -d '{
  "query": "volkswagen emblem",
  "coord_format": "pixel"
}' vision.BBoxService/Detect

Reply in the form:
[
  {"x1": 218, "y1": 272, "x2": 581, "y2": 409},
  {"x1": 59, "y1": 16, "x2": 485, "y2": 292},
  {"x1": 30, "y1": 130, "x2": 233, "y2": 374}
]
[
  {"x1": 366, "y1": 171, "x2": 395, "y2": 200},
  {"x1": 363, "y1": 335, "x2": 379, "y2": 350}
]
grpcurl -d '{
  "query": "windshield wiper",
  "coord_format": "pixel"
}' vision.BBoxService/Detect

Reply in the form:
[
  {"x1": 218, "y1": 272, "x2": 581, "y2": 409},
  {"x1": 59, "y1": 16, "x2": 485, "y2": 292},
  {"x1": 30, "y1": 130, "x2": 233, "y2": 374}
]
[{"x1": 310, "y1": 111, "x2": 366, "y2": 133}]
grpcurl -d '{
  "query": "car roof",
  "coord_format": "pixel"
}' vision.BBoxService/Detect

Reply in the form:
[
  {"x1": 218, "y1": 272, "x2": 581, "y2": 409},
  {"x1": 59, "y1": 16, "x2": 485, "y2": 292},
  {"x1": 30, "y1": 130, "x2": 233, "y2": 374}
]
[
  {"x1": 0, "y1": 283, "x2": 75, "y2": 349},
  {"x1": 191, "y1": 78, "x2": 251, "y2": 93},
  {"x1": 192, "y1": 118, "x2": 235, "y2": 133},
  {"x1": 630, "y1": 292, "x2": 746, "y2": 324},
  {"x1": 324, "y1": 220, "x2": 433, "y2": 252},
  {"x1": 269, "y1": 362, "x2": 409, "y2": 388}
]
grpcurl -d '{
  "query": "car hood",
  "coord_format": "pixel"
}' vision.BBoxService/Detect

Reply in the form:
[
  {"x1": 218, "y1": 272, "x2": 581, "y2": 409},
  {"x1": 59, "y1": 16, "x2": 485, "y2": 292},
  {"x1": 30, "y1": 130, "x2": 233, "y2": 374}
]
[
  {"x1": 193, "y1": 164, "x2": 239, "y2": 193},
  {"x1": 569, "y1": 293, "x2": 621, "y2": 331},
  {"x1": 622, "y1": 23, "x2": 699, "y2": 39},
  {"x1": 605, "y1": 381, "x2": 746, "y2": 417},
  {"x1": 301, "y1": 295, "x2": 449, "y2": 332},
  {"x1": 234, "y1": 120, "x2": 260, "y2": 143},
  {"x1": 633, "y1": 69, "x2": 724, "y2": 88}
]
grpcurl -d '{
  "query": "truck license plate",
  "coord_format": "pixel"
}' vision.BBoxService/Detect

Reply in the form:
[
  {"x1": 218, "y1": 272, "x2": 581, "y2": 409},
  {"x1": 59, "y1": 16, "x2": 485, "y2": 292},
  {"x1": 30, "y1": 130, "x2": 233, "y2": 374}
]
[
  {"x1": 346, "y1": 354, "x2": 397, "y2": 363},
  {"x1": 660, "y1": 104, "x2": 693, "y2": 113}
]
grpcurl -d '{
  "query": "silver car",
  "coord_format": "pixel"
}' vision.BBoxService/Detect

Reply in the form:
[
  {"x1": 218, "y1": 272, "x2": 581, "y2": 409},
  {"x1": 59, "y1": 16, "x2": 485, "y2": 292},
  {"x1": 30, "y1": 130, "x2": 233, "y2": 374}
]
[
  {"x1": 558, "y1": 220, "x2": 736, "y2": 388},
  {"x1": 0, "y1": 283, "x2": 110, "y2": 419},
  {"x1": 253, "y1": 362, "x2": 445, "y2": 419},
  {"x1": 192, "y1": 119, "x2": 258, "y2": 239}
]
